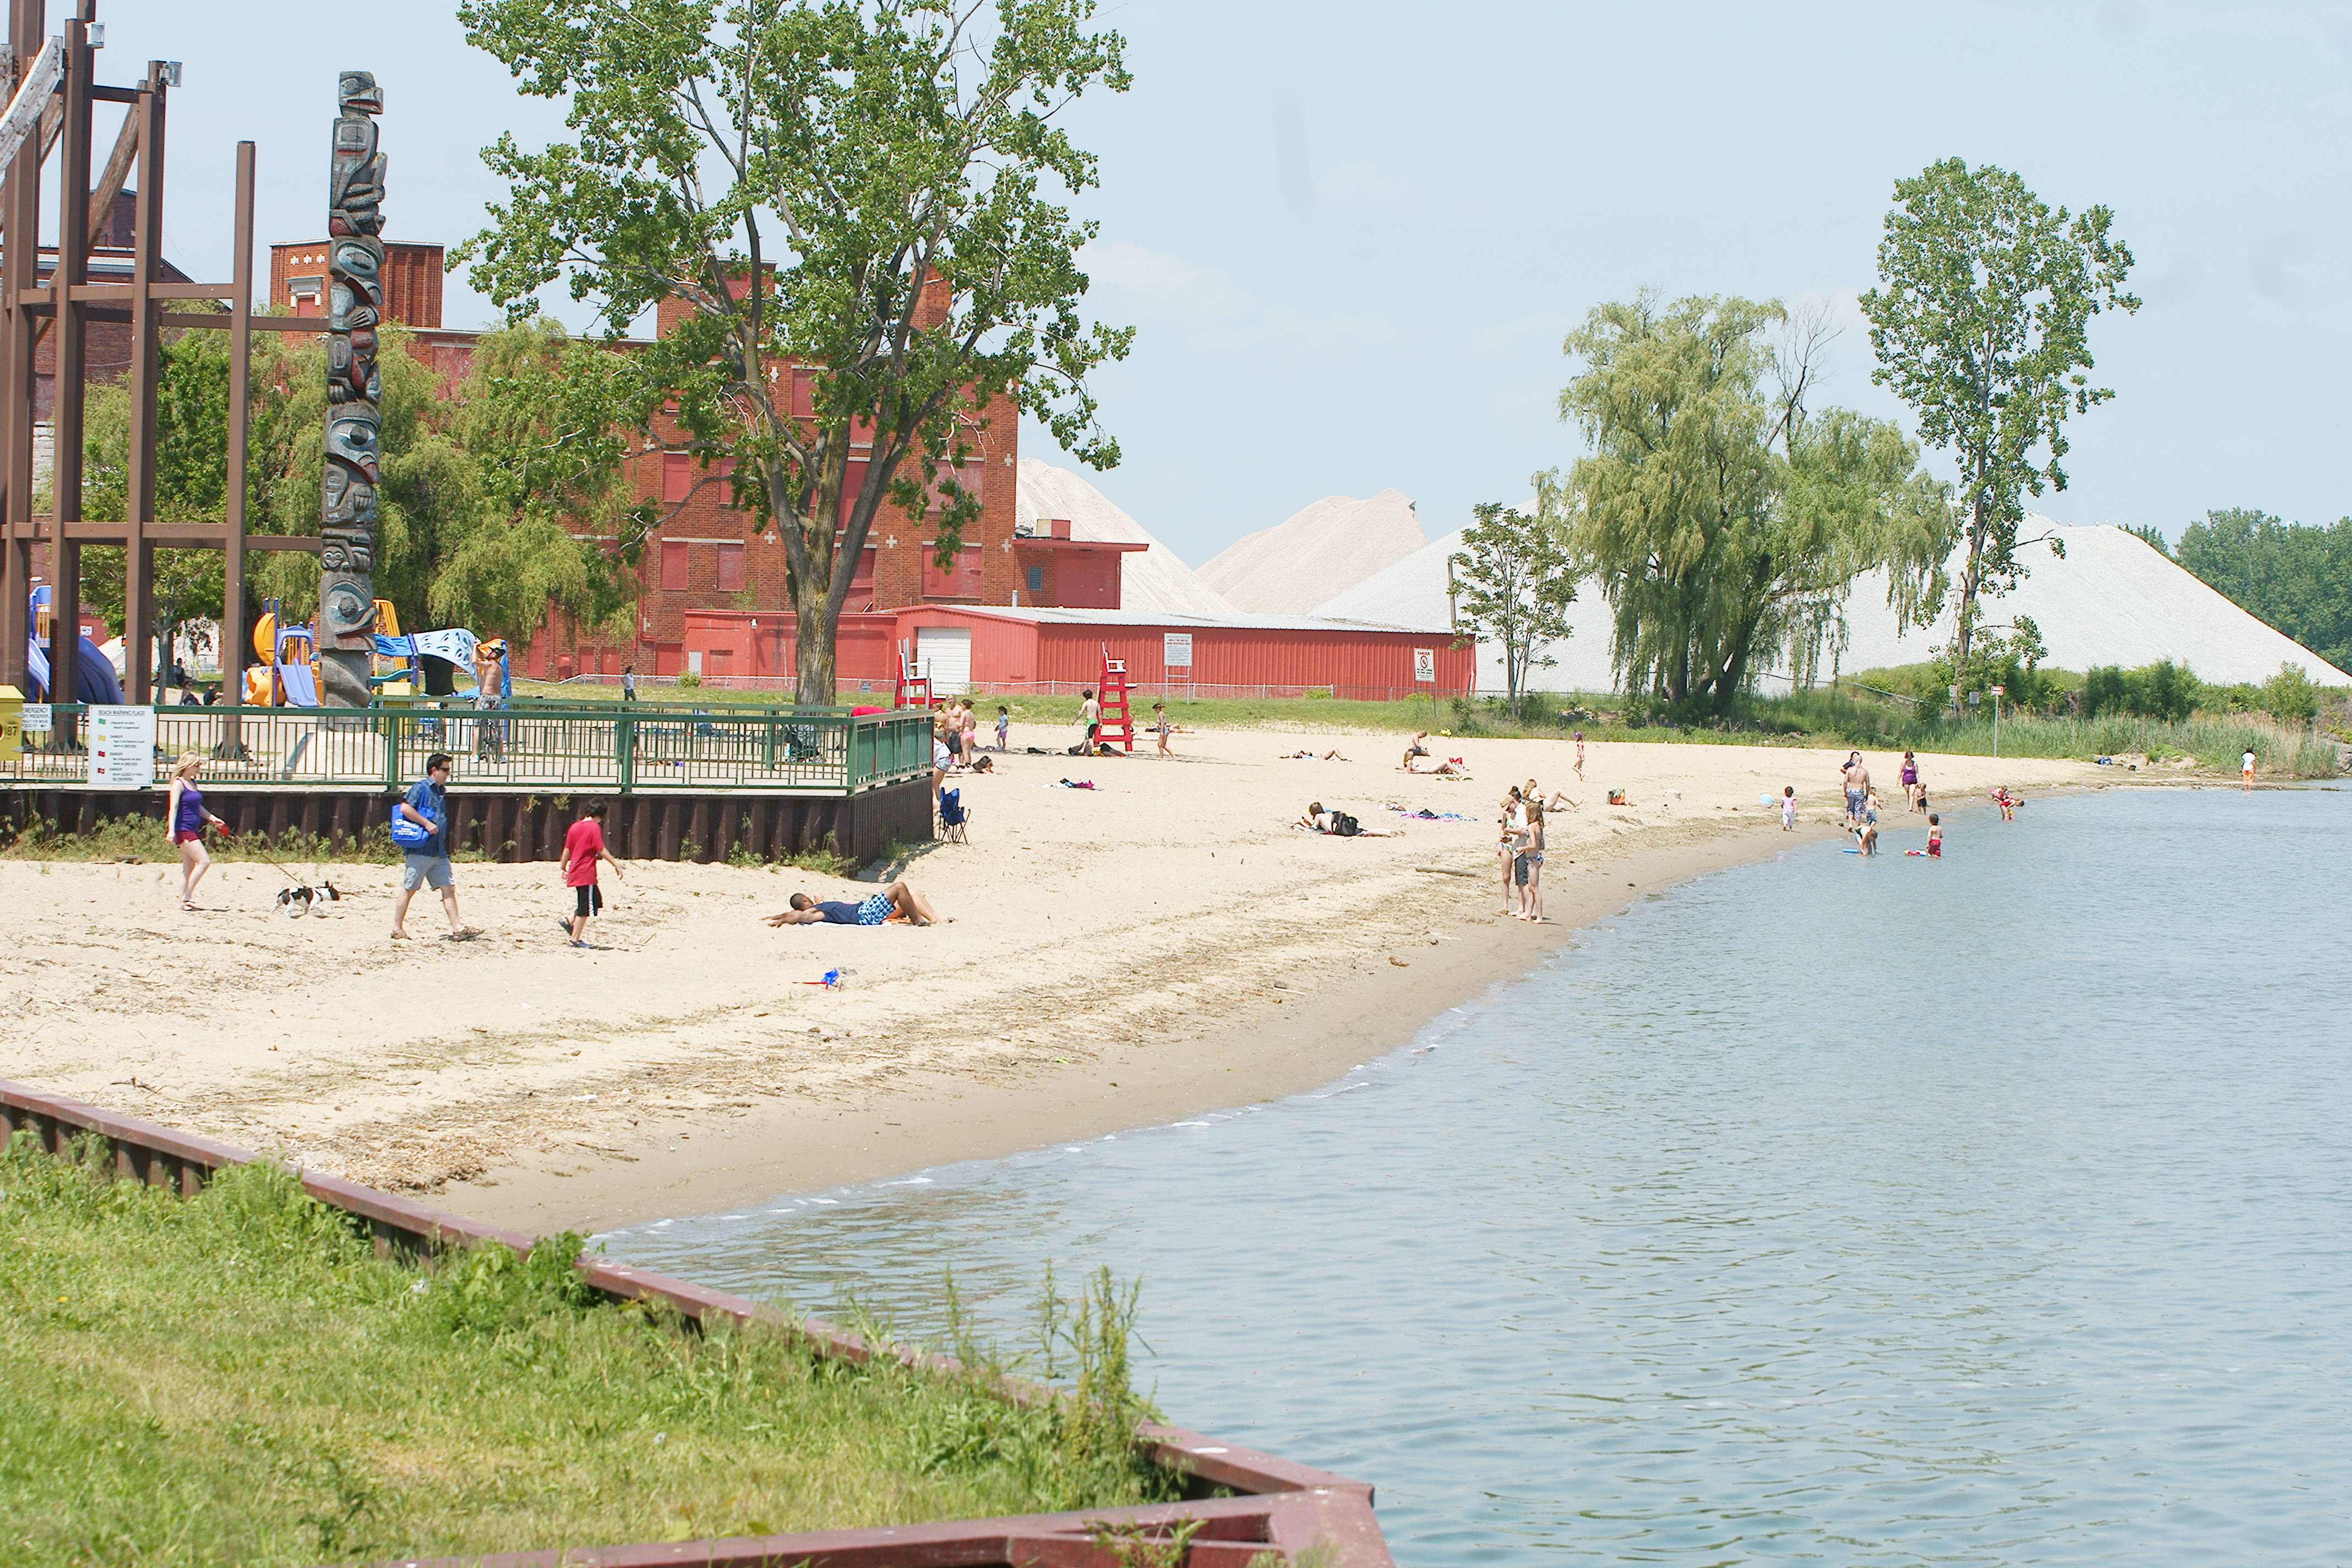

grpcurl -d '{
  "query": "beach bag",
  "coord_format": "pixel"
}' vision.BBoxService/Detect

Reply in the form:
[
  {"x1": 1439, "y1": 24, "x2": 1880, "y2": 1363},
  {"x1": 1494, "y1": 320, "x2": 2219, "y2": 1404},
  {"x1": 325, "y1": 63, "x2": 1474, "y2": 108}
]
[
  {"x1": 389, "y1": 797, "x2": 437, "y2": 849},
  {"x1": 1330, "y1": 811, "x2": 1361, "y2": 837}
]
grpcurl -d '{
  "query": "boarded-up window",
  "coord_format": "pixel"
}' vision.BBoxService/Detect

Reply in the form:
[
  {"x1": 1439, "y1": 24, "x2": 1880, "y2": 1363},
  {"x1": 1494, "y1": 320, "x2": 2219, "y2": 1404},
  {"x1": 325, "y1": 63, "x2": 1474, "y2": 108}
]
[
  {"x1": 661, "y1": 451, "x2": 692, "y2": 503},
  {"x1": 716, "y1": 543, "x2": 746, "y2": 592},
  {"x1": 660, "y1": 539, "x2": 689, "y2": 590},
  {"x1": 791, "y1": 366, "x2": 815, "y2": 419},
  {"x1": 705, "y1": 649, "x2": 736, "y2": 676},
  {"x1": 850, "y1": 547, "x2": 877, "y2": 600},
  {"x1": 922, "y1": 542, "x2": 984, "y2": 600}
]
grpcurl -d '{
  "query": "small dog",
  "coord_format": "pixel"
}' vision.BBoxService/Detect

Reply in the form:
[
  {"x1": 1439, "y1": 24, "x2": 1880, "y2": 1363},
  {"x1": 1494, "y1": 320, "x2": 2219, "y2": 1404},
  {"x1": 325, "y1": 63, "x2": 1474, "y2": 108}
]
[{"x1": 275, "y1": 883, "x2": 345, "y2": 918}]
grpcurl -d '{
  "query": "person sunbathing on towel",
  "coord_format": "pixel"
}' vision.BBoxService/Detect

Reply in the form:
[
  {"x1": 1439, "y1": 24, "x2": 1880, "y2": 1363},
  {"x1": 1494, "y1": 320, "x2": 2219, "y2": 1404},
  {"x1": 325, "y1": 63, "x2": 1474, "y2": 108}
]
[
  {"x1": 766, "y1": 881, "x2": 948, "y2": 928},
  {"x1": 1404, "y1": 754, "x2": 1469, "y2": 776},
  {"x1": 1278, "y1": 748, "x2": 1347, "y2": 760}
]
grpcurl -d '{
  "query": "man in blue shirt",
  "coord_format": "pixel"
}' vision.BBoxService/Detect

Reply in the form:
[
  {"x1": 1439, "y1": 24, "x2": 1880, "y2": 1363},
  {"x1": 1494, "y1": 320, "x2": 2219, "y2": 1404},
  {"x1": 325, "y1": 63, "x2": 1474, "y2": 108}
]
[{"x1": 391, "y1": 752, "x2": 481, "y2": 941}]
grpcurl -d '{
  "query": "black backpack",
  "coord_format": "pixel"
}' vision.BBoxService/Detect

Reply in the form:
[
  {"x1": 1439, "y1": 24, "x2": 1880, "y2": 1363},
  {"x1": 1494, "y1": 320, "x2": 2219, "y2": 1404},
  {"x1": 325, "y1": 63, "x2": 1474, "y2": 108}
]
[{"x1": 1330, "y1": 810, "x2": 1361, "y2": 837}]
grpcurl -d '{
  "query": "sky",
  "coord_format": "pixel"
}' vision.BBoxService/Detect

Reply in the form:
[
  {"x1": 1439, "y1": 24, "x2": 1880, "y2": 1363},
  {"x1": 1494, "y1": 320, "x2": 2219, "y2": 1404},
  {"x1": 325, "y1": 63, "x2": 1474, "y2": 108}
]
[{"x1": 79, "y1": 0, "x2": 2352, "y2": 568}]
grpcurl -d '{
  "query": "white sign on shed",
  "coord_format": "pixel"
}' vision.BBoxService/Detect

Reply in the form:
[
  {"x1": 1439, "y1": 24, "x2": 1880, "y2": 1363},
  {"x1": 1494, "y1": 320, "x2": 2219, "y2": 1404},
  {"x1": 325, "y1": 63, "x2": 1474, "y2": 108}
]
[
  {"x1": 1163, "y1": 633, "x2": 1193, "y2": 669},
  {"x1": 1413, "y1": 647, "x2": 1436, "y2": 683}
]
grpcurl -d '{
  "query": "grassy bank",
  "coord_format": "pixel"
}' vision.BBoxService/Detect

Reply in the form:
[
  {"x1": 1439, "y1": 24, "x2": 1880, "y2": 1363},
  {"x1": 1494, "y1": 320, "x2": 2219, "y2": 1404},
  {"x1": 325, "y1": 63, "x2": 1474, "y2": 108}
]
[{"x1": 0, "y1": 1137, "x2": 1175, "y2": 1566}]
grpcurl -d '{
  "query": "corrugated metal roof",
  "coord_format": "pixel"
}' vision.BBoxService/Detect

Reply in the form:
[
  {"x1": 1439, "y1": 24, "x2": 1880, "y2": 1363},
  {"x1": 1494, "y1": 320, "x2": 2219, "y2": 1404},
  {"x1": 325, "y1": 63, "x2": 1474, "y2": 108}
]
[{"x1": 921, "y1": 604, "x2": 1453, "y2": 635}]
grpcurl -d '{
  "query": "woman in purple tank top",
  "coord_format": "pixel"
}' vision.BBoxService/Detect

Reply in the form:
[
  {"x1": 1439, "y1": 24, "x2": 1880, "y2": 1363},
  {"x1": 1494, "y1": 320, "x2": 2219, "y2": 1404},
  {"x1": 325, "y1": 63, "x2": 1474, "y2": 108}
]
[{"x1": 165, "y1": 751, "x2": 227, "y2": 910}]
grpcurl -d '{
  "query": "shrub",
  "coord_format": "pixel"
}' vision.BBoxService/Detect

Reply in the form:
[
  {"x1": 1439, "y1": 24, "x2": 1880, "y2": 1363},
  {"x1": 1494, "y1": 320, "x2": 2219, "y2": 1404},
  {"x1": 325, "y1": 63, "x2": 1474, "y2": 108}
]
[{"x1": 2262, "y1": 661, "x2": 2320, "y2": 727}]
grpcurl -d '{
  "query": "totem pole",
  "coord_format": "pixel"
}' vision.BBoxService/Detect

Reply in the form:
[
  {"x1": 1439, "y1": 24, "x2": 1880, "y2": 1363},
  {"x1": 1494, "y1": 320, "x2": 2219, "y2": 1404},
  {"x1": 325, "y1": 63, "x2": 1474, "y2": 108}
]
[{"x1": 317, "y1": 72, "x2": 386, "y2": 707}]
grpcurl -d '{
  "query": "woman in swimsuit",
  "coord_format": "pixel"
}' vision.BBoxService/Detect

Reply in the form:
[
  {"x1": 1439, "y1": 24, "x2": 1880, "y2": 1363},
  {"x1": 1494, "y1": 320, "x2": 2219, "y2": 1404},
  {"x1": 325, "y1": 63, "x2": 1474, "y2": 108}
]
[
  {"x1": 164, "y1": 752, "x2": 228, "y2": 911},
  {"x1": 1900, "y1": 750, "x2": 1922, "y2": 812},
  {"x1": 1517, "y1": 800, "x2": 1547, "y2": 921}
]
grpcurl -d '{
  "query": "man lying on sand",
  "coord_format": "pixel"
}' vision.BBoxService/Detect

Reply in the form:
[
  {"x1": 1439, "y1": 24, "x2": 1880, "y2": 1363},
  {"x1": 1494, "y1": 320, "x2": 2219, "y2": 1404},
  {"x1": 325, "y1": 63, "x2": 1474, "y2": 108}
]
[
  {"x1": 1401, "y1": 754, "x2": 1469, "y2": 776},
  {"x1": 766, "y1": 881, "x2": 949, "y2": 927},
  {"x1": 1280, "y1": 748, "x2": 1348, "y2": 760}
]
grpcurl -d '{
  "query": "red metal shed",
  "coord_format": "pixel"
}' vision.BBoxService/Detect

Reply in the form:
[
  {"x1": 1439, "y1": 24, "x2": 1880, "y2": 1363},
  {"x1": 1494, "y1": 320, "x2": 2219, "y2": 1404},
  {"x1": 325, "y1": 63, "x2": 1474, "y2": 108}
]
[{"x1": 885, "y1": 606, "x2": 1473, "y2": 699}]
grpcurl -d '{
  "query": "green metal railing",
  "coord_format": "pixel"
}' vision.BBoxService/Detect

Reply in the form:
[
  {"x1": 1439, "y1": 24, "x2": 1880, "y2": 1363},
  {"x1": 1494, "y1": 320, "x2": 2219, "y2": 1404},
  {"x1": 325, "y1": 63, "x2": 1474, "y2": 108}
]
[{"x1": 0, "y1": 703, "x2": 934, "y2": 795}]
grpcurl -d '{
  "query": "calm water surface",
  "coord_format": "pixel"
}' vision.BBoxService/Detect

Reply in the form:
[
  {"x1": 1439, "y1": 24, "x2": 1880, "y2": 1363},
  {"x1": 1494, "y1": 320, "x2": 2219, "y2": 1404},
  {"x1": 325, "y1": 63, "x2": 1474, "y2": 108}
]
[{"x1": 603, "y1": 786, "x2": 2352, "y2": 1564}]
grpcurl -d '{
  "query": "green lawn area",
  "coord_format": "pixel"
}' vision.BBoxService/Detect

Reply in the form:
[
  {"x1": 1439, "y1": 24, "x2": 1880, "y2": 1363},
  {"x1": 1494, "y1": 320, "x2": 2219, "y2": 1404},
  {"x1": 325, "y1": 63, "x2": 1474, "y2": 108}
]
[{"x1": 0, "y1": 1138, "x2": 1174, "y2": 1566}]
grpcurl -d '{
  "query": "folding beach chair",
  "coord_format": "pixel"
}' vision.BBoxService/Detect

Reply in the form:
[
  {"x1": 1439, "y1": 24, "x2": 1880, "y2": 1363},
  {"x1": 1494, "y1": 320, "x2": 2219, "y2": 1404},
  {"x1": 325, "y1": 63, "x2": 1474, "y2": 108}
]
[{"x1": 938, "y1": 786, "x2": 971, "y2": 845}]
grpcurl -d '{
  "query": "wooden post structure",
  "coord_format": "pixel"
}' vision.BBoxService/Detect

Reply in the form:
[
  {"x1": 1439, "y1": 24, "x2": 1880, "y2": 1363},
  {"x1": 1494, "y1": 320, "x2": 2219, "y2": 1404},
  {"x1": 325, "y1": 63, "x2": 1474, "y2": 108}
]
[
  {"x1": 0, "y1": 0, "x2": 322, "y2": 722},
  {"x1": 223, "y1": 136, "x2": 252, "y2": 720},
  {"x1": 45, "y1": 7, "x2": 89, "y2": 724},
  {"x1": 119, "y1": 56, "x2": 161, "y2": 701},
  {"x1": 0, "y1": 0, "x2": 41, "y2": 690}
]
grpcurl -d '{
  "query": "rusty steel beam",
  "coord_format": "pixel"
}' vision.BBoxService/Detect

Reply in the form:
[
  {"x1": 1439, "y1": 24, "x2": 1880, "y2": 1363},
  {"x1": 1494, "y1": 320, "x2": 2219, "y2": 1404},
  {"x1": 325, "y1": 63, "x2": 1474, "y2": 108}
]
[
  {"x1": 119, "y1": 61, "x2": 160, "y2": 700},
  {"x1": 0, "y1": 1074, "x2": 1396, "y2": 1567},
  {"x1": 43, "y1": 12, "x2": 90, "y2": 725},
  {"x1": 0, "y1": 0, "x2": 40, "y2": 691}
]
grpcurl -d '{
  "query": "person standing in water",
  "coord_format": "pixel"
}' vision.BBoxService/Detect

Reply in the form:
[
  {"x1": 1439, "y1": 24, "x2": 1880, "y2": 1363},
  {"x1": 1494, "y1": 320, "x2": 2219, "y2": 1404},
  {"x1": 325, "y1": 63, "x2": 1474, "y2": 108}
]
[
  {"x1": 1841, "y1": 752, "x2": 1870, "y2": 827},
  {"x1": 1926, "y1": 813, "x2": 1943, "y2": 857},
  {"x1": 1901, "y1": 750, "x2": 1923, "y2": 811},
  {"x1": 164, "y1": 752, "x2": 228, "y2": 911},
  {"x1": 2242, "y1": 747, "x2": 2257, "y2": 790}
]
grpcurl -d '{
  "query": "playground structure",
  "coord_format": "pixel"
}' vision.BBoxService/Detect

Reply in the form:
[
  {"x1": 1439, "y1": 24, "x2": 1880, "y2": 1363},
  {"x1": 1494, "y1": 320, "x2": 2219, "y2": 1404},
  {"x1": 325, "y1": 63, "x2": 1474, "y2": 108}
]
[{"x1": 243, "y1": 597, "x2": 482, "y2": 708}]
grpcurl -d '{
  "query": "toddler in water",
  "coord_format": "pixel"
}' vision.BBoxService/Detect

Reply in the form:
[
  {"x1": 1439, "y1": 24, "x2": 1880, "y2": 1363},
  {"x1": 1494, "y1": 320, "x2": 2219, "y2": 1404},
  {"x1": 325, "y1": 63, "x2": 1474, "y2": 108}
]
[
  {"x1": 1927, "y1": 813, "x2": 1942, "y2": 857},
  {"x1": 1779, "y1": 785, "x2": 1796, "y2": 830}
]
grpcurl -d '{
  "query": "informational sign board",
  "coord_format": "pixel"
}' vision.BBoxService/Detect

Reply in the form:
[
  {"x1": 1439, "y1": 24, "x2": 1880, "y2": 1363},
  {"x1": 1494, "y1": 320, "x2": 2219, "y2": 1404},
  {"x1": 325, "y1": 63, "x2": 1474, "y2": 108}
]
[
  {"x1": 1413, "y1": 647, "x2": 1436, "y2": 683},
  {"x1": 19, "y1": 702, "x2": 50, "y2": 733},
  {"x1": 1164, "y1": 633, "x2": 1193, "y2": 669},
  {"x1": 1989, "y1": 685, "x2": 2006, "y2": 696},
  {"x1": 88, "y1": 704, "x2": 157, "y2": 789}
]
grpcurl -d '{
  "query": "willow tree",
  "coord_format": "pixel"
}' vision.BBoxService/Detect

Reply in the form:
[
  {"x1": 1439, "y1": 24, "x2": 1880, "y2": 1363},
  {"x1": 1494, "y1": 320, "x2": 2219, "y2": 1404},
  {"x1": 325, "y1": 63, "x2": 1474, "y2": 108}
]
[
  {"x1": 1554, "y1": 292, "x2": 1952, "y2": 715},
  {"x1": 1859, "y1": 159, "x2": 2137, "y2": 695},
  {"x1": 456, "y1": 0, "x2": 1134, "y2": 704}
]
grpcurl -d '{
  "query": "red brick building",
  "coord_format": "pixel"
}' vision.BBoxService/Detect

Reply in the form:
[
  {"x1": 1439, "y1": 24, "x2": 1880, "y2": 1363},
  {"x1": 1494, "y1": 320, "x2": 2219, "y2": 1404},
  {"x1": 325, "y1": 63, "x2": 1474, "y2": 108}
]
[{"x1": 258, "y1": 244, "x2": 1144, "y2": 685}]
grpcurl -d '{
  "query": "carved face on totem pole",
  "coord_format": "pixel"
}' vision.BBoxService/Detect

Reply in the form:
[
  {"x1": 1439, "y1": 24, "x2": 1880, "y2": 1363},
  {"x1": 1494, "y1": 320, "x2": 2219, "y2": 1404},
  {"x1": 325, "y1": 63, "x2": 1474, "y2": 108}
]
[{"x1": 317, "y1": 71, "x2": 386, "y2": 705}]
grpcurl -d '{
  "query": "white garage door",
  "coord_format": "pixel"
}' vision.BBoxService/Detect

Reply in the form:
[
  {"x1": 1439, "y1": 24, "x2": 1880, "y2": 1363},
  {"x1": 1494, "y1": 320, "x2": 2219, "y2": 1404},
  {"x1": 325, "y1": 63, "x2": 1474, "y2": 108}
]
[{"x1": 914, "y1": 626, "x2": 972, "y2": 692}]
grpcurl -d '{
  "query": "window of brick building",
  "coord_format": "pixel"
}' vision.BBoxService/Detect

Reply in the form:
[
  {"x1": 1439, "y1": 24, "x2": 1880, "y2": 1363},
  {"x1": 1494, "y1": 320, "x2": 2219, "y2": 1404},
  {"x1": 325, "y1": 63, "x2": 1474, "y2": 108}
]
[
  {"x1": 715, "y1": 457, "x2": 739, "y2": 509},
  {"x1": 716, "y1": 543, "x2": 745, "y2": 592},
  {"x1": 660, "y1": 539, "x2": 689, "y2": 590},
  {"x1": 661, "y1": 451, "x2": 692, "y2": 504}
]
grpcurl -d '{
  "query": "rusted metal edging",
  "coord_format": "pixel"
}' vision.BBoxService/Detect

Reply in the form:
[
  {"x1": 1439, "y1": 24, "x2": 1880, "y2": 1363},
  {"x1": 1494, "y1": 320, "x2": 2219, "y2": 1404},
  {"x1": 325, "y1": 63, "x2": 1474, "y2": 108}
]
[{"x1": 0, "y1": 1078, "x2": 1391, "y2": 1566}]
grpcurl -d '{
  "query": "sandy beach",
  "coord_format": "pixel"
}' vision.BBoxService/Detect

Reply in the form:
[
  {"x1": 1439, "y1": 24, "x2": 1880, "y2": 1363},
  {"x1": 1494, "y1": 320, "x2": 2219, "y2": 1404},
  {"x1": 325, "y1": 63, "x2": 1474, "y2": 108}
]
[{"x1": 1, "y1": 730, "x2": 2107, "y2": 1232}]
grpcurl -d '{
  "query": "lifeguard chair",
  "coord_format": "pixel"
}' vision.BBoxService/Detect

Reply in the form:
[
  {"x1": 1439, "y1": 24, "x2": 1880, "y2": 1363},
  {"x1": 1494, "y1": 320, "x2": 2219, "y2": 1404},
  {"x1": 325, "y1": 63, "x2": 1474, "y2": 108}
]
[
  {"x1": 1096, "y1": 649, "x2": 1134, "y2": 753},
  {"x1": 894, "y1": 640, "x2": 936, "y2": 711}
]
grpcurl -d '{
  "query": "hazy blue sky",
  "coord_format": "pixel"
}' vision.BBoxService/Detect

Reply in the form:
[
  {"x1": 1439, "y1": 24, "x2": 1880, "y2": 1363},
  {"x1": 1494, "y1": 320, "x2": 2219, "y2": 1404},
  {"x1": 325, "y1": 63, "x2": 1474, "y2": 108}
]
[{"x1": 91, "y1": 0, "x2": 2352, "y2": 566}]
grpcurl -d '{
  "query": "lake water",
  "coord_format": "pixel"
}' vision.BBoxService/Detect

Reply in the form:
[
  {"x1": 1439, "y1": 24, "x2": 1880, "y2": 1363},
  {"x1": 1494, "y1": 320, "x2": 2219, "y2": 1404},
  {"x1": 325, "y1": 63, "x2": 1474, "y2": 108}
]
[{"x1": 601, "y1": 786, "x2": 2352, "y2": 1565}]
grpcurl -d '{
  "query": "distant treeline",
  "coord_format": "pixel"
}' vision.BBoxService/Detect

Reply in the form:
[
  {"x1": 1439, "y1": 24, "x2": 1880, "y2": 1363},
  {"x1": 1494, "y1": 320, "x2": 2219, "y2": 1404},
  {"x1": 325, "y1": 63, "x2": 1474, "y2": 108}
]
[
  {"x1": 2144, "y1": 509, "x2": 2352, "y2": 674},
  {"x1": 1847, "y1": 658, "x2": 2321, "y2": 727}
]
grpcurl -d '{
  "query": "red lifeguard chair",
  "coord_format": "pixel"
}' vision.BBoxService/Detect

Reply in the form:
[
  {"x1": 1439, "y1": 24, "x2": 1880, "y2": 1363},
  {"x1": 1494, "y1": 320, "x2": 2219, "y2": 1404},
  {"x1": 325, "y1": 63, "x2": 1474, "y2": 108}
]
[
  {"x1": 894, "y1": 640, "x2": 935, "y2": 711},
  {"x1": 1096, "y1": 649, "x2": 1135, "y2": 753}
]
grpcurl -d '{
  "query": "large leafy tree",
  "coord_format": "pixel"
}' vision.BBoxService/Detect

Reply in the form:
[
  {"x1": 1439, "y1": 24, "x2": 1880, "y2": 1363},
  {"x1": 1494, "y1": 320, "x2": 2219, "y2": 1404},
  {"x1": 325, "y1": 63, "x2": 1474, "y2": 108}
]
[
  {"x1": 2174, "y1": 508, "x2": 2352, "y2": 673},
  {"x1": 1449, "y1": 499, "x2": 1575, "y2": 708},
  {"x1": 1859, "y1": 159, "x2": 2138, "y2": 698},
  {"x1": 456, "y1": 0, "x2": 1134, "y2": 704},
  {"x1": 1554, "y1": 292, "x2": 1951, "y2": 715}
]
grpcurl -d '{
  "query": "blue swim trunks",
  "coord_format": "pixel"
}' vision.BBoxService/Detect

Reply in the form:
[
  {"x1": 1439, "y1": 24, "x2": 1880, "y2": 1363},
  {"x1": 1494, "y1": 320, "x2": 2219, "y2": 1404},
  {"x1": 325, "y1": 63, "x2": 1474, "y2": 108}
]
[{"x1": 856, "y1": 891, "x2": 893, "y2": 925}]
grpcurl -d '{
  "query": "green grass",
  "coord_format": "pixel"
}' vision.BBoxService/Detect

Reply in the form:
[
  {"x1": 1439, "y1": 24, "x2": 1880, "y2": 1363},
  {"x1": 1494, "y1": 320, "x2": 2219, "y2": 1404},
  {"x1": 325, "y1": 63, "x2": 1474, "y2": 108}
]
[
  {"x1": 0, "y1": 1136, "x2": 1177, "y2": 1566},
  {"x1": 0, "y1": 819, "x2": 426, "y2": 867}
]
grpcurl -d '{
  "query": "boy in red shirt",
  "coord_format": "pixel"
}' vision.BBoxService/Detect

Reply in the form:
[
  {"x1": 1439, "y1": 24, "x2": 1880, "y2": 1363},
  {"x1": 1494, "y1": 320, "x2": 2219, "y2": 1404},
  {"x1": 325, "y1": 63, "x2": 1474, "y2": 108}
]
[{"x1": 562, "y1": 799, "x2": 624, "y2": 947}]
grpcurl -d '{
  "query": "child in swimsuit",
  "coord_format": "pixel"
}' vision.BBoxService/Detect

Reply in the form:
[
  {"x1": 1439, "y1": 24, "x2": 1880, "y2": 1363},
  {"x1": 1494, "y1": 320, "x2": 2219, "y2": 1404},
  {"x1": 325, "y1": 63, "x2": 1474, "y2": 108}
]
[
  {"x1": 1780, "y1": 785, "x2": 1796, "y2": 830},
  {"x1": 1926, "y1": 813, "x2": 1942, "y2": 857}
]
